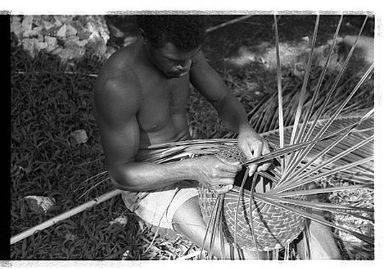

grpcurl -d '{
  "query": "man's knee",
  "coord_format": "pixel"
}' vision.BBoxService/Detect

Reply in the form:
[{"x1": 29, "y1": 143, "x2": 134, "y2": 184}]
[{"x1": 172, "y1": 196, "x2": 206, "y2": 232}]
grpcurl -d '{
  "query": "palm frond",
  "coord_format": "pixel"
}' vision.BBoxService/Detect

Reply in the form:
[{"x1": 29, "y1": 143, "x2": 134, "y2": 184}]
[
  {"x1": 290, "y1": 15, "x2": 320, "y2": 145},
  {"x1": 273, "y1": 14, "x2": 286, "y2": 170}
]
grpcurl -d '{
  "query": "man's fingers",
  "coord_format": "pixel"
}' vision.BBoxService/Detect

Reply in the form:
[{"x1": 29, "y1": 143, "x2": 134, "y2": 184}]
[
  {"x1": 217, "y1": 158, "x2": 242, "y2": 172},
  {"x1": 262, "y1": 142, "x2": 271, "y2": 155},
  {"x1": 217, "y1": 178, "x2": 234, "y2": 186},
  {"x1": 216, "y1": 171, "x2": 238, "y2": 179},
  {"x1": 215, "y1": 184, "x2": 233, "y2": 194},
  {"x1": 248, "y1": 164, "x2": 257, "y2": 176},
  {"x1": 257, "y1": 162, "x2": 271, "y2": 172}
]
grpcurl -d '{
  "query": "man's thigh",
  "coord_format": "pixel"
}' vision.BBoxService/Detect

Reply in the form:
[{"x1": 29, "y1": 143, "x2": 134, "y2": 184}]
[{"x1": 121, "y1": 181, "x2": 199, "y2": 230}]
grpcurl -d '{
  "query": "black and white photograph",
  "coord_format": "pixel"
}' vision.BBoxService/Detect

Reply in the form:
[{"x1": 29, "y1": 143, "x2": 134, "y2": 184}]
[{"x1": 5, "y1": 3, "x2": 381, "y2": 263}]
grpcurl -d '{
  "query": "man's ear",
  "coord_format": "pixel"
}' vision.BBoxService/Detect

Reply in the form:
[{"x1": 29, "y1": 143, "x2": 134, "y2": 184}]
[{"x1": 138, "y1": 28, "x2": 146, "y2": 40}]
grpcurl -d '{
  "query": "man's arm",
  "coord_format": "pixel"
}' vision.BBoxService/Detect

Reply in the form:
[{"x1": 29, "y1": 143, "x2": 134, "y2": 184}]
[
  {"x1": 94, "y1": 73, "x2": 241, "y2": 193},
  {"x1": 190, "y1": 51, "x2": 270, "y2": 174},
  {"x1": 190, "y1": 51, "x2": 250, "y2": 133}
]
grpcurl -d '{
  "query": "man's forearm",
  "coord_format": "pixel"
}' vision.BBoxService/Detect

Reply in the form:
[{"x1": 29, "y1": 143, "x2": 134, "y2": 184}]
[
  {"x1": 109, "y1": 159, "x2": 196, "y2": 192},
  {"x1": 217, "y1": 93, "x2": 251, "y2": 133}
]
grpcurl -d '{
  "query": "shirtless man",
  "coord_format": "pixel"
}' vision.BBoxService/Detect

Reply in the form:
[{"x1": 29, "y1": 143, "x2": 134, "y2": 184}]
[{"x1": 94, "y1": 15, "x2": 340, "y2": 259}]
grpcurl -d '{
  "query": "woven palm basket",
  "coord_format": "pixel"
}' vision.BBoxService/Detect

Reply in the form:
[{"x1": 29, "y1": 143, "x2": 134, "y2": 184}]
[
  {"x1": 197, "y1": 115, "x2": 373, "y2": 252},
  {"x1": 198, "y1": 145, "x2": 306, "y2": 252}
]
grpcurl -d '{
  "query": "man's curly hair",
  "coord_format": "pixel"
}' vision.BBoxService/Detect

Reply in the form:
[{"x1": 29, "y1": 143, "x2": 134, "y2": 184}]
[{"x1": 136, "y1": 15, "x2": 206, "y2": 50}]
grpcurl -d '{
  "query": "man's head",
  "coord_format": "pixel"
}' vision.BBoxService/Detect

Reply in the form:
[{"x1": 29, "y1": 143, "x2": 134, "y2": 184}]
[{"x1": 136, "y1": 15, "x2": 206, "y2": 78}]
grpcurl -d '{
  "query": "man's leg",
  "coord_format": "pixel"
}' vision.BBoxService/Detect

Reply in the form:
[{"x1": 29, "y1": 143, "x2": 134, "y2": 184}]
[
  {"x1": 172, "y1": 196, "x2": 259, "y2": 259},
  {"x1": 298, "y1": 220, "x2": 342, "y2": 259}
]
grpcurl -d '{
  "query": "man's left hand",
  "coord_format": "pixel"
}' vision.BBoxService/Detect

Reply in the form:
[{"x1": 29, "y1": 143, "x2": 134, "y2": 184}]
[{"x1": 238, "y1": 126, "x2": 271, "y2": 176}]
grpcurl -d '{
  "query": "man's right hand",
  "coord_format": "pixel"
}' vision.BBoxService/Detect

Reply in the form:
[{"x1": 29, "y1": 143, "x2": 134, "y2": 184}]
[{"x1": 189, "y1": 156, "x2": 242, "y2": 194}]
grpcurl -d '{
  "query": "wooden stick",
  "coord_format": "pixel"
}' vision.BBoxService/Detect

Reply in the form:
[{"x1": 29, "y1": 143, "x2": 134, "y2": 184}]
[
  {"x1": 206, "y1": 15, "x2": 253, "y2": 33},
  {"x1": 10, "y1": 189, "x2": 123, "y2": 245}
]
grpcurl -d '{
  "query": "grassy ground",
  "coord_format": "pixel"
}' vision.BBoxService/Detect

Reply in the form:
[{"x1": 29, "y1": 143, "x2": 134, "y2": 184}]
[{"x1": 10, "y1": 15, "x2": 374, "y2": 259}]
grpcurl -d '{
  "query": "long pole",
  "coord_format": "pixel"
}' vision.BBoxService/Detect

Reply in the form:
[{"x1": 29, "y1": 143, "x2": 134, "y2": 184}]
[{"x1": 10, "y1": 189, "x2": 123, "y2": 245}]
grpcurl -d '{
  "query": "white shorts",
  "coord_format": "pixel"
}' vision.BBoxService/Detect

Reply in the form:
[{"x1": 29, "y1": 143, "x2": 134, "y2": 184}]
[{"x1": 121, "y1": 180, "x2": 199, "y2": 230}]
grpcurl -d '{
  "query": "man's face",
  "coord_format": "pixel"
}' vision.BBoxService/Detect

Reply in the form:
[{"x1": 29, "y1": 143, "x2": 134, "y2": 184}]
[{"x1": 145, "y1": 41, "x2": 201, "y2": 78}]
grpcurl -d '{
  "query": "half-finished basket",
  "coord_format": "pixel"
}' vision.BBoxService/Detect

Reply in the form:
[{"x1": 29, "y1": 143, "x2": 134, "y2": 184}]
[{"x1": 198, "y1": 145, "x2": 306, "y2": 251}]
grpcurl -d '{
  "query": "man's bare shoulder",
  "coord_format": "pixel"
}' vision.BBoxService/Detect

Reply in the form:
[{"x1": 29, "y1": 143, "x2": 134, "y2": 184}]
[{"x1": 94, "y1": 46, "x2": 143, "y2": 121}]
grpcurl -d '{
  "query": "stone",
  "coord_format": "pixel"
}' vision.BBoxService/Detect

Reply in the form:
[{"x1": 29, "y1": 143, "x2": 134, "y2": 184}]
[
  {"x1": 109, "y1": 215, "x2": 128, "y2": 227},
  {"x1": 37, "y1": 34, "x2": 44, "y2": 42},
  {"x1": 53, "y1": 16, "x2": 63, "y2": 27},
  {"x1": 56, "y1": 24, "x2": 67, "y2": 39},
  {"x1": 10, "y1": 16, "x2": 23, "y2": 38},
  {"x1": 21, "y1": 15, "x2": 33, "y2": 32},
  {"x1": 65, "y1": 24, "x2": 77, "y2": 37},
  {"x1": 35, "y1": 41, "x2": 48, "y2": 51},
  {"x1": 14, "y1": 15, "x2": 111, "y2": 61},
  {"x1": 51, "y1": 47, "x2": 63, "y2": 55},
  {"x1": 42, "y1": 19, "x2": 56, "y2": 31},
  {"x1": 22, "y1": 26, "x2": 42, "y2": 38},
  {"x1": 70, "y1": 129, "x2": 88, "y2": 144},
  {"x1": 21, "y1": 39, "x2": 37, "y2": 57},
  {"x1": 44, "y1": 36, "x2": 58, "y2": 52},
  {"x1": 24, "y1": 195, "x2": 56, "y2": 214}
]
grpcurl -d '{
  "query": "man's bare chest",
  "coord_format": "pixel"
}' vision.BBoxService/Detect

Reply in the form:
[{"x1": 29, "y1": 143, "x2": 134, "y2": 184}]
[{"x1": 136, "y1": 77, "x2": 191, "y2": 132}]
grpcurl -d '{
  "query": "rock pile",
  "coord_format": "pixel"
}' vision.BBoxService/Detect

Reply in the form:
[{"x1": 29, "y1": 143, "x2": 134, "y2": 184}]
[{"x1": 11, "y1": 15, "x2": 116, "y2": 61}]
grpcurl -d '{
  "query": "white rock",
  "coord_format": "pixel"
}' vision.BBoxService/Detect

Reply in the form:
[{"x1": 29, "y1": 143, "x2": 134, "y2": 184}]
[
  {"x1": 23, "y1": 26, "x2": 43, "y2": 38},
  {"x1": 21, "y1": 16, "x2": 33, "y2": 32},
  {"x1": 42, "y1": 19, "x2": 56, "y2": 31},
  {"x1": 65, "y1": 24, "x2": 77, "y2": 37},
  {"x1": 44, "y1": 36, "x2": 58, "y2": 52},
  {"x1": 24, "y1": 195, "x2": 56, "y2": 214},
  {"x1": 53, "y1": 17, "x2": 63, "y2": 27},
  {"x1": 56, "y1": 24, "x2": 67, "y2": 39},
  {"x1": 70, "y1": 129, "x2": 88, "y2": 144},
  {"x1": 35, "y1": 41, "x2": 48, "y2": 51},
  {"x1": 11, "y1": 16, "x2": 23, "y2": 37},
  {"x1": 51, "y1": 47, "x2": 63, "y2": 55},
  {"x1": 21, "y1": 39, "x2": 37, "y2": 57},
  {"x1": 109, "y1": 215, "x2": 128, "y2": 227}
]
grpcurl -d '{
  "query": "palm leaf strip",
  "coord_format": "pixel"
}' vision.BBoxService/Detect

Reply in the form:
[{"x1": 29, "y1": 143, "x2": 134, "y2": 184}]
[
  {"x1": 277, "y1": 111, "x2": 373, "y2": 187},
  {"x1": 282, "y1": 63, "x2": 373, "y2": 181},
  {"x1": 286, "y1": 16, "x2": 369, "y2": 174},
  {"x1": 273, "y1": 14, "x2": 286, "y2": 170},
  {"x1": 290, "y1": 15, "x2": 320, "y2": 145},
  {"x1": 234, "y1": 168, "x2": 249, "y2": 254},
  {"x1": 285, "y1": 15, "x2": 345, "y2": 171},
  {"x1": 271, "y1": 156, "x2": 373, "y2": 195},
  {"x1": 249, "y1": 173, "x2": 260, "y2": 250}
]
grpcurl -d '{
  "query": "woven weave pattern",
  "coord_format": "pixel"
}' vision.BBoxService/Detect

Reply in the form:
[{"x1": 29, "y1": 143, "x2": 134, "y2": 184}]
[{"x1": 198, "y1": 145, "x2": 306, "y2": 251}]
